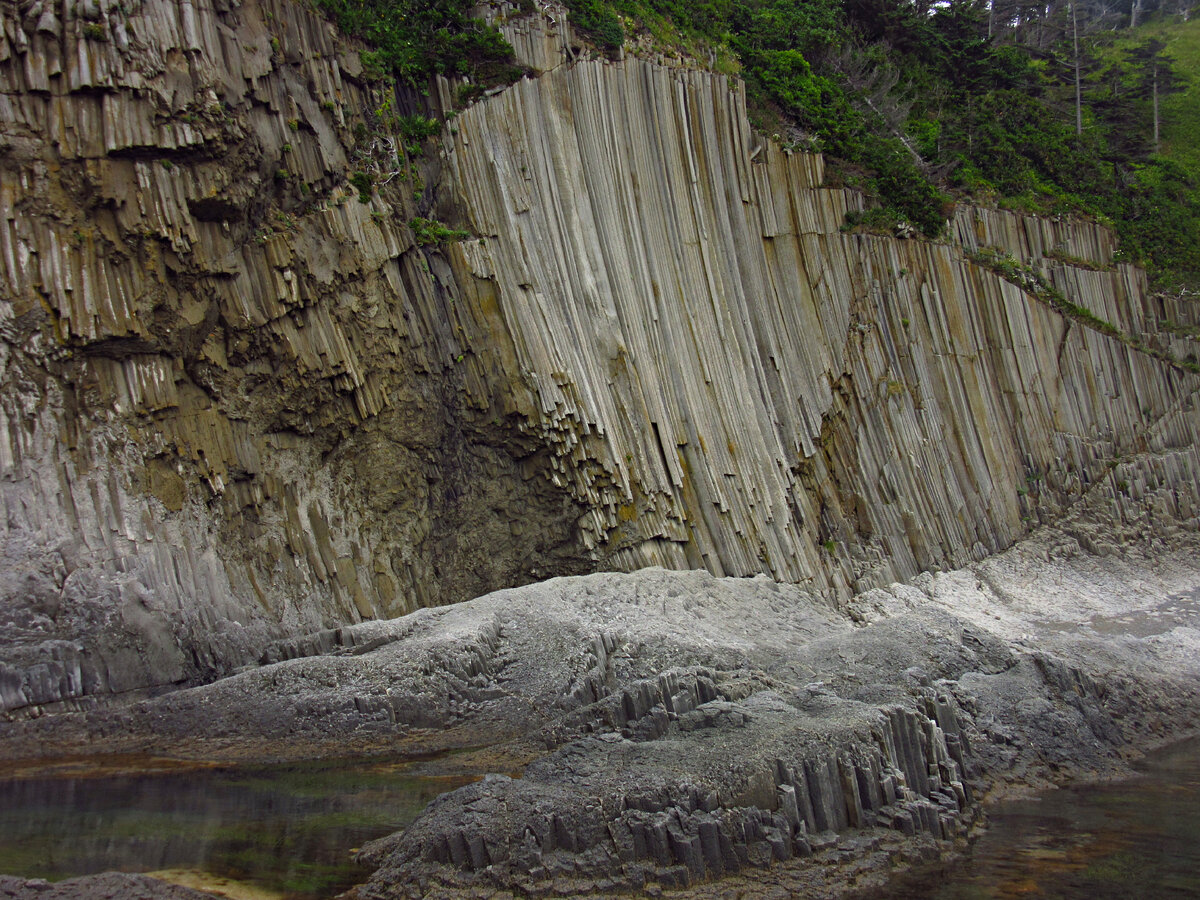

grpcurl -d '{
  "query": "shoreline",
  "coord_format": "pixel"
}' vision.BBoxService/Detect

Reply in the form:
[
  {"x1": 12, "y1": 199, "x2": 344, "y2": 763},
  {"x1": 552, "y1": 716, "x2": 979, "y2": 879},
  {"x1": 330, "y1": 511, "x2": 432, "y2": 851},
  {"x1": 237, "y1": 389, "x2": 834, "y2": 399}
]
[{"x1": 3, "y1": 526, "x2": 1197, "y2": 899}]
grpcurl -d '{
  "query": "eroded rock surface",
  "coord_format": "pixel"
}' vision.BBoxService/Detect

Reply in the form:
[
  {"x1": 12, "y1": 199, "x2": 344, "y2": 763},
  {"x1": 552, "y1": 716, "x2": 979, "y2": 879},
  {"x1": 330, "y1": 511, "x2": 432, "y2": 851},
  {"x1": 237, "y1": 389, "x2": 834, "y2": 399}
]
[
  {"x1": 0, "y1": 0, "x2": 595, "y2": 716},
  {"x1": 348, "y1": 534, "x2": 1200, "y2": 897},
  {"x1": 0, "y1": 873, "x2": 219, "y2": 900},
  {"x1": 3, "y1": 524, "x2": 1197, "y2": 897},
  {"x1": 1, "y1": 0, "x2": 1198, "y2": 718}
]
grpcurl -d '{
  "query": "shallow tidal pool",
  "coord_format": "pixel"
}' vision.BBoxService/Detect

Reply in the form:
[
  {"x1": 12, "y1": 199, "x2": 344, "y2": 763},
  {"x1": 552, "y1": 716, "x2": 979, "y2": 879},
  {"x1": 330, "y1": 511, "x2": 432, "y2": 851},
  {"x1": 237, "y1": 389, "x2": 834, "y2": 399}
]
[
  {"x1": 2, "y1": 736, "x2": 1199, "y2": 899},
  {"x1": 0, "y1": 756, "x2": 477, "y2": 899},
  {"x1": 878, "y1": 735, "x2": 1200, "y2": 899}
]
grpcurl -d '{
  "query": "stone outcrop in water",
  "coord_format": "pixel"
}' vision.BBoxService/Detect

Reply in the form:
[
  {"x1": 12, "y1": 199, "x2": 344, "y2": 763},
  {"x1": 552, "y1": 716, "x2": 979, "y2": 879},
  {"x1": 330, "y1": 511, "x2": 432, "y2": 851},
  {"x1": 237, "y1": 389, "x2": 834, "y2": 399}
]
[
  {"x1": 0, "y1": 873, "x2": 217, "y2": 900},
  {"x1": 1, "y1": 0, "x2": 1198, "y2": 727},
  {"x1": 3, "y1": 530, "x2": 1196, "y2": 898}
]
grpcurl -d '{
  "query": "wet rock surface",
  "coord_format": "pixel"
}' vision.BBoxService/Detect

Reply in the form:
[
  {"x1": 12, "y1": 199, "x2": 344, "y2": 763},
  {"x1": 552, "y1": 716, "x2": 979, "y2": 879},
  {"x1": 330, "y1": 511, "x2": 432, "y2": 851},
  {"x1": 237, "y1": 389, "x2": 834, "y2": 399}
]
[
  {"x1": 348, "y1": 536, "x2": 1200, "y2": 897},
  {"x1": 3, "y1": 524, "x2": 1198, "y2": 898},
  {"x1": 0, "y1": 874, "x2": 219, "y2": 900}
]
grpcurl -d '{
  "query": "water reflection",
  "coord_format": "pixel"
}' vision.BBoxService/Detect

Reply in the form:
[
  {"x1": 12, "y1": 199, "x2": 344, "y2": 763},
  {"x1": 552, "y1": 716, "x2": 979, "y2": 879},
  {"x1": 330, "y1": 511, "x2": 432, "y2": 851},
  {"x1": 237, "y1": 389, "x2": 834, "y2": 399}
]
[
  {"x1": 0, "y1": 758, "x2": 476, "y2": 898},
  {"x1": 877, "y1": 735, "x2": 1200, "y2": 899},
  {"x1": 5, "y1": 737, "x2": 1198, "y2": 899}
]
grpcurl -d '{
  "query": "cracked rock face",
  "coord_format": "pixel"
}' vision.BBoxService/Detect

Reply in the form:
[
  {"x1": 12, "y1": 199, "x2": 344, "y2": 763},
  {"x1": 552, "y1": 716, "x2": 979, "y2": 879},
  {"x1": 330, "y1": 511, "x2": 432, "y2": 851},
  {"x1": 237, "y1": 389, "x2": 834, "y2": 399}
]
[
  {"x1": 0, "y1": 0, "x2": 596, "y2": 715},
  {"x1": 2, "y1": 0, "x2": 1200, "y2": 787},
  {"x1": 0, "y1": 874, "x2": 218, "y2": 900}
]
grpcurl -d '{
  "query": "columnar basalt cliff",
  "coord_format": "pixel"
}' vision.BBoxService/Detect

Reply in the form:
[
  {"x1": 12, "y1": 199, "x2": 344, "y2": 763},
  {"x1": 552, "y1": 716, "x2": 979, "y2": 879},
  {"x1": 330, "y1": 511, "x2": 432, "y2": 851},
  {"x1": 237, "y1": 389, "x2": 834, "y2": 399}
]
[{"x1": 1, "y1": 0, "x2": 1198, "y2": 718}]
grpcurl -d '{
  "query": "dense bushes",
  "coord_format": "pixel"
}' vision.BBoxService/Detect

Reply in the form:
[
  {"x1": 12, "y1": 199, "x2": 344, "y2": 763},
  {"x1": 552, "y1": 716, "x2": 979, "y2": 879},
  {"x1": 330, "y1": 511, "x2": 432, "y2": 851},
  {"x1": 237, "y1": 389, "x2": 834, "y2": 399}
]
[
  {"x1": 319, "y1": 0, "x2": 1199, "y2": 286},
  {"x1": 563, "y1": 0, "x2": 625, "y2": 55},
  {"x1": 315, "y1": 0, "x2": 520, "y2": 85}
]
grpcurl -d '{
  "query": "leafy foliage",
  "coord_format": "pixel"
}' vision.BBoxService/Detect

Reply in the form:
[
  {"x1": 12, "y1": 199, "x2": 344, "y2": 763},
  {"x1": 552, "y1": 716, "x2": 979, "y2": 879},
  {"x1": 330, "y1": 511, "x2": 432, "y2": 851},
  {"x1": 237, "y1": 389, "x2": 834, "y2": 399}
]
[
  {"x1": 349, "y1": 171, "x2": 374, "y2": 203},
  {"x1": 315, "y1": 0, "x2": 521, "y2": 85},
  {"x1": 555, "y1": 0, "x2": 1200, "y2": 285},
  {"x1": 409, "y1": 217, "x2": 471, "y2": 245},
  {"x1": 563, "y1": 0, "x2": 625, "y2": 55}
]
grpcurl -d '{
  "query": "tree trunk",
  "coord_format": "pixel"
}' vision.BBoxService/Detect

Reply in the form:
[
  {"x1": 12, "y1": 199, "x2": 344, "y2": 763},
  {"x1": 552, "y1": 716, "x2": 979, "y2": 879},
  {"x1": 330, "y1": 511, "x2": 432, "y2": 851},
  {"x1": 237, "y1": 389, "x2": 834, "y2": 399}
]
[
  {"x1": 1073, "y1": 1, "x2": 1082, "y2": 136},
  {"x1": 1153, "y1": 63, "x2": 1160, "y2": 154}
]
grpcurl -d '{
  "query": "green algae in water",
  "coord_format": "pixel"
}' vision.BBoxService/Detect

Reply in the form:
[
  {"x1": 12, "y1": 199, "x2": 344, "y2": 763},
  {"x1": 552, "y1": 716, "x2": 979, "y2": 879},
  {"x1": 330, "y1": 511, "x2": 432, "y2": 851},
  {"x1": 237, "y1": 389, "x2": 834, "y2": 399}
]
[{"x1": 0, "y1": 757, "x2": 477, "y2": 898}]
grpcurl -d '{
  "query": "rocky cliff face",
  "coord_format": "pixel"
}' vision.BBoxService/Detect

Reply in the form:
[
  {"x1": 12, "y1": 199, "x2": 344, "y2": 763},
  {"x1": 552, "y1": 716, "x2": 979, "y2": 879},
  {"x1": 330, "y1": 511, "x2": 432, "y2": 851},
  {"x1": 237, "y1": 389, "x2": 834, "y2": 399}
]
[{"x1": 1, "y1": 0, "x2": 1198, "y2": 715}]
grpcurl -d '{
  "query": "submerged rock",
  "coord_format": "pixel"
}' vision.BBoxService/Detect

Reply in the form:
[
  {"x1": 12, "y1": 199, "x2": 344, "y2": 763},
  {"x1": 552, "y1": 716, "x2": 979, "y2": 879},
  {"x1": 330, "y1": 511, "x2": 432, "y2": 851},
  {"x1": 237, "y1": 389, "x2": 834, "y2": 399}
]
[{"x1": 0, "y1": 873, "x2": 219, "y2": 900}]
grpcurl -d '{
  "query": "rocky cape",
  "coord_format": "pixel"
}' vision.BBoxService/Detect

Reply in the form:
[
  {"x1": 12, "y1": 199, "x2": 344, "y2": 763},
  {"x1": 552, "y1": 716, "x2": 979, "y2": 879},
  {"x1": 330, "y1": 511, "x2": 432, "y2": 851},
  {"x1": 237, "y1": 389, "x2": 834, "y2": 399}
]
[{"x1": 1, "y1": 0, "x2": 1200, "y2": 896}]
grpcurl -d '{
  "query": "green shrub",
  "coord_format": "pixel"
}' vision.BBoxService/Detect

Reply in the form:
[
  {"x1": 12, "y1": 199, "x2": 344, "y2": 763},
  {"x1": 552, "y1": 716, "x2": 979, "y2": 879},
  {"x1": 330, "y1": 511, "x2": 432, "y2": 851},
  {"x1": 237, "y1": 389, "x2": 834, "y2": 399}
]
[
  {"x1": 563, "y1": 0, "x2": 624, "y2": 56},
  {"x1": 409, "y1": 217, "x2": 471, "y2": 245},
  {"x1": 349, "y1": 171, "x2": 374, "y2": 203},
  {"x1": 398, "y1": 115, "x2": 442, "y2": 143},
  {"x1": 317, "y1": 0, "x2": 522, "y2": 86}
]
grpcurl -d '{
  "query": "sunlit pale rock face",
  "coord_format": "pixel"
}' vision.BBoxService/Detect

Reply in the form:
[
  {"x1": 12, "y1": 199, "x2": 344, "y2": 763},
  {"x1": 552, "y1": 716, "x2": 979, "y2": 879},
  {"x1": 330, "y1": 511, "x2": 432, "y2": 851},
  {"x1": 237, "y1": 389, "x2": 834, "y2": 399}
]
[{"x1": 1, "y1": 0, "x2": 1198, "y2": 714}]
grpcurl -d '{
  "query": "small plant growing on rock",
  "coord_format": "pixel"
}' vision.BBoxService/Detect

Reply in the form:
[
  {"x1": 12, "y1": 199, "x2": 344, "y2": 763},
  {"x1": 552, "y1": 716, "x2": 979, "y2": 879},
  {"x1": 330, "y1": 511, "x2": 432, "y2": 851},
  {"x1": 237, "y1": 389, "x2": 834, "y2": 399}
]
[
  {"x1": 409, "y1": 217, "x2": 470, "y2": 246},
  {"x1": 398, "y1": 115, "x2": 441, "y2": 143},
  {"x1": 82, "y1": 22, "x2": 107, "y2": 41},
  {"x1": 397, "y1": 114, "x2": 441, "y2": 156},
  {"x1": 349, "y1": 171, "x2": 374, "y2": 203},
  {"x1": 359, "y1": 49, "x2": 390, "y2": 82},
  {"x1": 457, "y1": 83, "x2": 485, "y2": 106}
]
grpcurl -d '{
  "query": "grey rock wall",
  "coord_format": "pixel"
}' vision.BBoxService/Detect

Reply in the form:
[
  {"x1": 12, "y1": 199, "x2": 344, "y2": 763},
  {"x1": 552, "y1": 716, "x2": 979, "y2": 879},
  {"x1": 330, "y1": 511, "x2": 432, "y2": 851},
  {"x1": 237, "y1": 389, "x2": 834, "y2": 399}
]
[
  {"x1": 1, "y1": 0, "x2": 1198, "y2": 715},
  {"x1": 442, "y1": 15, "x2": 1200, "y2": 593},
  {"x1": 0, "y1": 0, "x2": 592, "y2": 715}
]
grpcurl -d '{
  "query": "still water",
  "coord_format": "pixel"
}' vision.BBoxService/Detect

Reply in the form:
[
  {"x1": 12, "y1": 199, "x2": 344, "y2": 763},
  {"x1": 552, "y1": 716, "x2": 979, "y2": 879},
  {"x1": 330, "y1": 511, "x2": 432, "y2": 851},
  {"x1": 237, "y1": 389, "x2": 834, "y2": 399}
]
[
  {"x1": 1, "y1": 738, "x2": 1198, "y2": 899},
  {"x1": 0, "y1": 757, "x2": 477, "y2": 899},
  {"x1": 879, "y1": 735, "x2": 1200, "y2": 899}
]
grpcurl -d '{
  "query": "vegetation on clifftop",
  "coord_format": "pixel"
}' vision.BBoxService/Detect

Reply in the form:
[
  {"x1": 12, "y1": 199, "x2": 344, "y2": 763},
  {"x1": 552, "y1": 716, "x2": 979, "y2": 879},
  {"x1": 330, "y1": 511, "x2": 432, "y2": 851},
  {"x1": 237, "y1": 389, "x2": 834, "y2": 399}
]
[
  {"x1": 314, "y1": 0, "x2": 526, "y2": 85},
  {"x1": 318, "y1": 0, "x2": 1200, "y2": 289},
  {"x1": 561, "y1": 0, "x2": 1200, "y2": 288}
]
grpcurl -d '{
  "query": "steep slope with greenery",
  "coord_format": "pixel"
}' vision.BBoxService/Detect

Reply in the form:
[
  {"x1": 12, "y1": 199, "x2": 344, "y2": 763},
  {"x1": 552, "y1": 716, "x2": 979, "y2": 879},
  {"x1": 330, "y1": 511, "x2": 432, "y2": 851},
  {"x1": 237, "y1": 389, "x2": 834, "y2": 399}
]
[
  {"x1": 555, "y1": 0, "x2": 1200, "y2": 288},
  {"x1": 314, "y1": 0, "x2": 526, "y2": 84},
  {"x1": 308, "y1": 0, "x2": 1198, "y2": 286},
  {"x1": 1088, "y1": 16, "x2": 1200, "y2": 286}
]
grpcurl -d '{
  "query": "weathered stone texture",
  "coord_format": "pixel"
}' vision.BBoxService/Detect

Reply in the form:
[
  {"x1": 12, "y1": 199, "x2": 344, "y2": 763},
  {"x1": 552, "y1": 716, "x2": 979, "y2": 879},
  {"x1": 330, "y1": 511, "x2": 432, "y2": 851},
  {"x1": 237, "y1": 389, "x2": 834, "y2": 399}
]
[
  {"x1": 1, "y1": 0, "x2": 1198, "y2": 714},
  {"x1": 441, "y1": 34, "x2": 1200, "y2": 595},
  {"x1": 0, "y1": 0, "x2": 592, "y2": 714}
]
